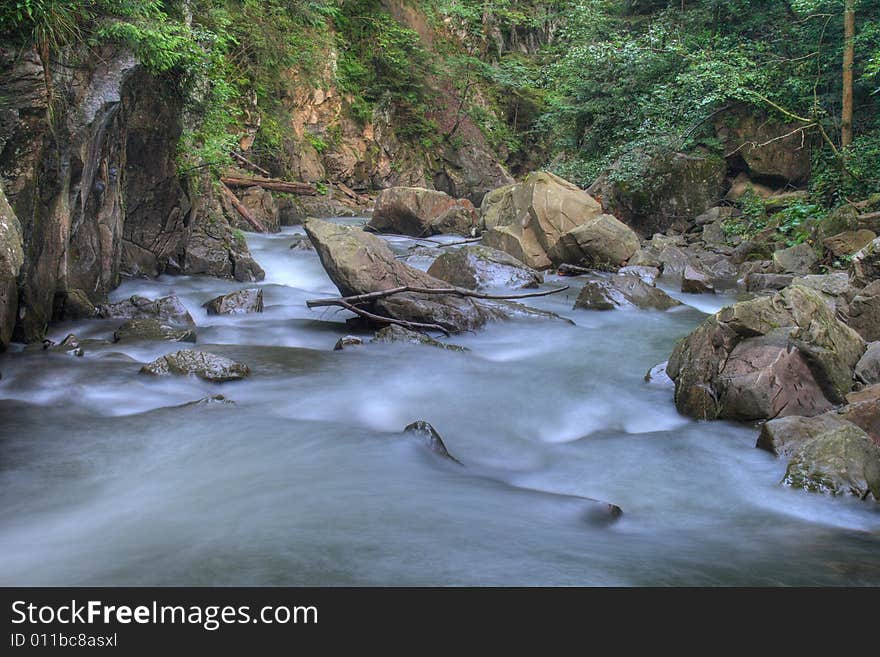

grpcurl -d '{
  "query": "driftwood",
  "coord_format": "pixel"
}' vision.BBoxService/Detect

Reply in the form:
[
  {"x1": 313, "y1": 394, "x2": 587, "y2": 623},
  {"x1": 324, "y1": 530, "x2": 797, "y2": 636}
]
[
  {"x1": 417, "y1": 236, "x2": 484, "y2": 248},
  {"x1": 230, "y1": 151, "x2": 270, "y2": 177},
  {"x1": 220, "y1": 182, "x2": 267, "y2": 233},
  {"x1": 307, "y1": 285, "x2": 569, "y2": 335},
  {"x1": 337, "y1": 182, "x2": 369, "y2": 204},
  {"x1": 221, "y1": 174, "x2": 317, "y2": 196}
]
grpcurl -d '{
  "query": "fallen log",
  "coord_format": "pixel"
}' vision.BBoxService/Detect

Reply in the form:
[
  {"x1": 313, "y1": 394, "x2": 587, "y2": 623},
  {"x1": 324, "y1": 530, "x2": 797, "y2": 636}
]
[
  {"x1": 221, "y1": 174, "x2": 317, "y2": 196},
  {"x1": 219, "y1": 182, "x2": 267, "y2": 233},
  {"x1": 230, "y1": 151, "x2": 270, "y2": 177},
  {"x1": 337, "y1": 182, "x2": 368, "y2": 204}
]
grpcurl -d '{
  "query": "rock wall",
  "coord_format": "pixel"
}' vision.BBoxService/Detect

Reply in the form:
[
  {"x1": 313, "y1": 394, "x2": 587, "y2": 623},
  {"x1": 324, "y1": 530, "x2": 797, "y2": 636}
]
[{"x1": 0, "y1": 46, "x2": 261, "y2": 346}]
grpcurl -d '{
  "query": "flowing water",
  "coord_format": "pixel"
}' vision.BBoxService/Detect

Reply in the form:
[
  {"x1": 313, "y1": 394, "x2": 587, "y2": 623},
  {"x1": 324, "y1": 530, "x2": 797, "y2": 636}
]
[{"x1": 1, "y1": 220, "x2": 879, "y2": 586}]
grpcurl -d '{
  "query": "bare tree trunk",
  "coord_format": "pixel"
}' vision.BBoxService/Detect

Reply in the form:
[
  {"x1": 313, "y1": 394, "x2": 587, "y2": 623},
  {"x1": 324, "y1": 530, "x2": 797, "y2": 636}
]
[{"x1": 841, "y1": 0, "x2": 855, "y2": 149}]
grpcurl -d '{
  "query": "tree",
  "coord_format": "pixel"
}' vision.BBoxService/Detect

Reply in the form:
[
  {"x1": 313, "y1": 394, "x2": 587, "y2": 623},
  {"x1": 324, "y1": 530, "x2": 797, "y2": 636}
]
[{"x1": 842, "y1": 0, "x2": 856, "y2": 148}]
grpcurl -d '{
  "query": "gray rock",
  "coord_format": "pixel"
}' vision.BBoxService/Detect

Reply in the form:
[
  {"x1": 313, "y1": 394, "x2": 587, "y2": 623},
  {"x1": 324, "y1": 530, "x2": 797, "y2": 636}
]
[
  {"x1": 854, "y1": 342, "x2": 880, "y2": 386},
  {"x1": 369, "y1": 187, "x2": 478, "y2": 236},
  {"x1": 745, "y1": 273, "x2": 793, "y2": 292},
  {"x1": 113, "y1": 318, "x2": 197, "y2": 343},
  {"x1": 772, "y1": 242, "x2": 818, "y2": 275},
  {"x1": 619, "y1": 265, "x2": 660, "y2": 285},
  {"x1": 681, "y1": 264, "x2": 714, "y2": 294},
  {"x1": 140, "y1": 350, "x2": 250, "y2": 382},
  {"x1": 850, "y1": 237, "x2": 880, "y2": 287},
  {"x1": 371, "y1": 325, "x2": 468, "y2": 351},
  {"x1": 403, "y1": 421, "x2": 462, "y2": 464},
  {"x1": 333, "y1": 335, "x2": 364, "y2": 350},
  {"x1": 98, "y1": 295, "x2": 195, "y2": 326},
  {"x1": 203, "y1": 288, "x2": 264, "y2": 315},
  {"x1": 842, "y1": 280, "x2": 880, "y2": 342},
  {"x1": 574, "y1": 274, "x2": 682, "y2": 311},
  {"x1": 426, "y1": 245, "x2": 543, "y2": 290}
]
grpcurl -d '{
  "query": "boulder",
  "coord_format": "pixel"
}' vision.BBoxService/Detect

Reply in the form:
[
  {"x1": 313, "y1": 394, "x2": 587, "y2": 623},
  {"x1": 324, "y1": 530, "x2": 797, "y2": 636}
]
[
  {"x1": 403, "y1": 421, "x2": 462, "y2": 465},
  {"x1": 850, "y1": 237, "x2": 880, "y2": 287},
  {"x1": 303, "y1": 219, "x2": 506, "y2": 333},
  {"x1": 588, "y1": 150, "x2": 727, "y2": 236},
  {"x1": 0, "y1": 182, "x2": 24, "y2": 349},
  {"x1": 758, "y1": 412, "x2": 853, "y2": 457},
  {"x1": 782, "y1": 423, "x2": 880, "y2": 499},
  {"x1": 574, "y1": 274, "x2": 682, "y2": 311},
  {"x1": 841, "y1": 384, "x2": 880, "y2": 444},
  {"x1": 715, "y1": 112, "x2": 812, "y2": 184},
  {"x1": 482, "y1": 171, "x2": 639, "y2": 270},
  {"x1": 203, "y1": 288, "x2": 264, "y2": 315},
  {"x1": 236, "y1": 186, "x2": 280, "y2": 233},
  {"x1": 426, "y1": 245, "x2": 543, "y2": 290},
  {"x1": 98, "y1": 295, "x2": 195, "y2": 326},
  {"x1": 841, "y1": 280, "x2": 880, "y2": 342},
  {"x1": 371, "y1": 325, "x2": 467, "y2": 351},
  {"x1": 140, "y1": 350, "x2": 250, "y2": 382},
  {"x1": 57, "y1": 289, "x2": 98, "y2": 321},
  {"x1": 113, "y1": 318, "x2": 197, "y2": 343},
  {"x1": 726, "y1": 173, "x2": 778, "y2": 202},
  {"x1": 854, "y1": 342, "x2": 880, "y2": 386},
  {"x1": 368, "y1": 187, "x2": 477, "y2": 236},
  {"x1": 667, "y1": 285, "x2": 866, "y2": 420},
  {"x1": 772, "y1": 243, "x2": 818, "y2": 275},
  {"x1": 619, "y1": 265, "x2": 660, "y2": 285},
  {"x1": 745, "y1": 273, "x2": 793, "y2": 292},
  {"x1": 823, "y1": 230, "x2": 876, "y2": 259},
  {"x1": 681, "y1": 264, "x2": 714, "y2": 294}
]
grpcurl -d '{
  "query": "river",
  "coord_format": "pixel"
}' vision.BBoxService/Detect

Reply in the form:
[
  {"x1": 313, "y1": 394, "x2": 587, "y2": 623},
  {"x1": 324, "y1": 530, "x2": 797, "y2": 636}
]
[{"x1": 1, "y1": 220, "x2": 879, "y2": 585}]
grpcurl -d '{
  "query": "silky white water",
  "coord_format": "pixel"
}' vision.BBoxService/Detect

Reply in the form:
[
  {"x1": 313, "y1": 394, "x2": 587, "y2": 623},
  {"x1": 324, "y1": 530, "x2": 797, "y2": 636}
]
[{"x1": 1, "y1": 222, "x2": 879, "y2": 585}]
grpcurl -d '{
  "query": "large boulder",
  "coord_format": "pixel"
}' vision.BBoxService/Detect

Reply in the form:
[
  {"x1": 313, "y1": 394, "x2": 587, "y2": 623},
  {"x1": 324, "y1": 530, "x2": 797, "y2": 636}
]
[
  {"x1": 574, "y1": 274, "x2": 682, "y2": 311},
  {"x1": 481, "y1": 171, "x2": 639, "y2": 270},
  {"x1": 841, "y1": 280, "x2": 880, "y2": 342},
  {"x1": 850, "y1": 237, "x2": 880, "y2": 287},
  {"x1": 823, "y1": 230, "x2": 876, "y2": 259},
  {"x1": 368, "y1": 187, "x2": 478, "y2": 237},
  {"x1": 303, "y1": 219, "x2": 506, "y2": 333},
  {"x1": 426, "y1": 245, "x2": 543, "y2": 290},
  {"x1": 588, "y1": 150, "x2": 727, "y2": 236},
  {"x1": 715, "y1": 112, "x2": 812, "y2": 184},
  {"x1": 140, "y1": 350, "x2": 250, "y2": 382},
  {"x1": 667, "y1": 285, "x2": 866, "y2": 421},
  {"x1": 0, "y1": 182, "x2": 24, "y2": 349},
  {"x1": 203, "y1": 288, "x2": 264, "y2": 315}
]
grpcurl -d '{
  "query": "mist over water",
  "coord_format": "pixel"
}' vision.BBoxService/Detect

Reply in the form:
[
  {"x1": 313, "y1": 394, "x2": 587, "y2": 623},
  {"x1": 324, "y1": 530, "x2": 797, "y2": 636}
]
[{"x1": 1, "y1": 223, "x2": 879, "y2": 586}]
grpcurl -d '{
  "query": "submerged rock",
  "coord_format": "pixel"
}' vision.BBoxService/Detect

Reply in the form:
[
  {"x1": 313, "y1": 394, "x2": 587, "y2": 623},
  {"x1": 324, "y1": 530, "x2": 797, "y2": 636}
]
[
  {"x1": 481, "y1": 171, "x2": 639, "y2": 270},
  {"x1": 176, "y1": 395, "x2": 236, "y2": 408},
  {"x1": 426, "y1": 245, "x2": 543, "y2": 290},
  {"x1": 140, "y1": 350, "x2": 250, "y2": 382},
  {"x1": 403, "y1": 421, "x2": 462, "y2": 464},
  {"x1": 113, "y1": 318, "x2": 197, "y2": 343},
  {"x1": 333, "y1": 335, "x2": 364, "y2": 350},
  {"x1": 574, "y1": 274, "x2": 682, "y2": 311},
  {"x1": 668, "y1": 285, "x2": 866, "y2": 421},
  {"x1": 203, "y1": 288, "x2": 264, "y2": 315},
  {"x1": 371, "y1": 325, "x2": 468, "y2": 351},
  {"x1": 304, "y1": 219, "x2": 507, "y2": 333},
  {"x1": 368, "y1": 187, "x2": 478, "y2": 237},
  {"x1": 26, "y1": 333, "x2": 87, "y2": 357}
]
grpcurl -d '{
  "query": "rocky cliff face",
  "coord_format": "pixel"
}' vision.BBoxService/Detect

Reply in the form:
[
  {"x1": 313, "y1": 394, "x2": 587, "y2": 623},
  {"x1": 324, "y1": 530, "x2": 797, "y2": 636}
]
[{"x1": 0, "y1": 46, "x2": 262, "y2": 346}]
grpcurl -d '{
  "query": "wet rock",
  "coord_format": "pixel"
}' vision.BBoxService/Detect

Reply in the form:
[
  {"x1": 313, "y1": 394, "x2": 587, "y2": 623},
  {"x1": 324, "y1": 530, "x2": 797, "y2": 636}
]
[
  {"x1": 368, "y1": 187, "x2": 478, "y2": 236},
  {"x1": 772, "y1": 243, "x2": 818, "y2": 275},
  {"x1": 289, "y1": 234, "x2": 314, "y2": 251},
  {"x1": 681, "y1": 264, "x2": 715, "y2": 294},
  {"x1": 57, "y1": 289, "x2": 98, "y2": 321},
  {"x1": 745, "y1": 273, "x2": 793, "y2": 292},
  {"x1": 850, "y1": 237, "x2": 880, "y2": 287},
  {"x1": 855, "y1": 342, "x2": 880, "y2": 386},
  {"x1": 304, "y1": 219, "x2": 506, "y2": 333},
  {"x1": 426, "y1": 245, "x2": 543, "y2": 290},
  {"x1": 333, "y1": 335, "x2": 364, "y2": 350},
  {"x1": 203, "y1": 288, "x2": 264, "y2": 315},
  {"x1": 177, "y1": 395, "x2": 235, "y2": 408},
  {"x1": 758, "y1": 413, "x2": 854, "y2": 457},
  {"x1": 644, "y1": 361, "x2": 673, "y2": 386},
  {"x1": 35, "y1": 334, "x2": 86, "y2": 357},
  {"x1": 574, "y1": 274, "x2": 682, "y2": 311},
  {"x1": 98, "y1": 294, "x2": 195, "y2": 326},
  {"x1": 823, "y1": 230, "x2": 876, "y2": 259},
  {"x1": 482, "y1": 171, "x2": 639, "y2": 269},
  {"x1": 667, "y1": 285, "x2": 866, "y2": 421},
  {"x1": 0, "y1": 182, "x2": 24, "y2": 349},
  {"x1": 371, "y1": 325, "x2": 468, "y2": 351},
  {"x1": 113, "y1": 318, "x2": 197, "y2": 343},
  {"x1": 140, "y1": 350, "x2": 250, "y2": 382},
  {"x1": 782, "y1": 423, "x2": 880, "y2": 500},
  {"x1": 841, "y1": 280, "x2": 880, "y2": 342},
  {"x1": 619, "y1": 265, "x2": 660, "y2": 285},
  {"x1": 403, "y1": 421, "x2": 462, "y2": 465}
]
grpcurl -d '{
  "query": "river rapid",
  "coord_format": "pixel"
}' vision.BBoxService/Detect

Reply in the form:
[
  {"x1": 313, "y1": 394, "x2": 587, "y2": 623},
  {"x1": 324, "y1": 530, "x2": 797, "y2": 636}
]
[{"x1": 1, "y1": 219, "x2": 879, "y2": 586}]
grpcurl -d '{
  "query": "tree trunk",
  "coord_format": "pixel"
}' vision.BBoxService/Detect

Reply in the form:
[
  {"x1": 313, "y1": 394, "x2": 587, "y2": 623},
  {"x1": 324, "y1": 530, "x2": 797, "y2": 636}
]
[{"x1": 842, "y1": 0, "x2": 855, "y2": 149}]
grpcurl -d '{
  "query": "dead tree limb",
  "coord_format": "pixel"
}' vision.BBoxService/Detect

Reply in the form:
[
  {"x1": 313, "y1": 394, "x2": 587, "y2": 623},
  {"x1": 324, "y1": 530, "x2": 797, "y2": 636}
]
[
  {"x1": 307, "y1": 285, "x2": 568, "y2": 309},
  {"x1": 323, "y1": 299, "x2": 451, "y2": 335},
  {"x1": 417, "y1": 236, "x2": 484, "y2": 247},
  {"x1": 220, "y1": 182, "x2": 267, "y2": 232},
  {"x1": 230, "y1": 151, "x2": 270, "y2": 177},
  {"x1": 221, "y1": 174, "x2": 317, "y2": 196}
]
